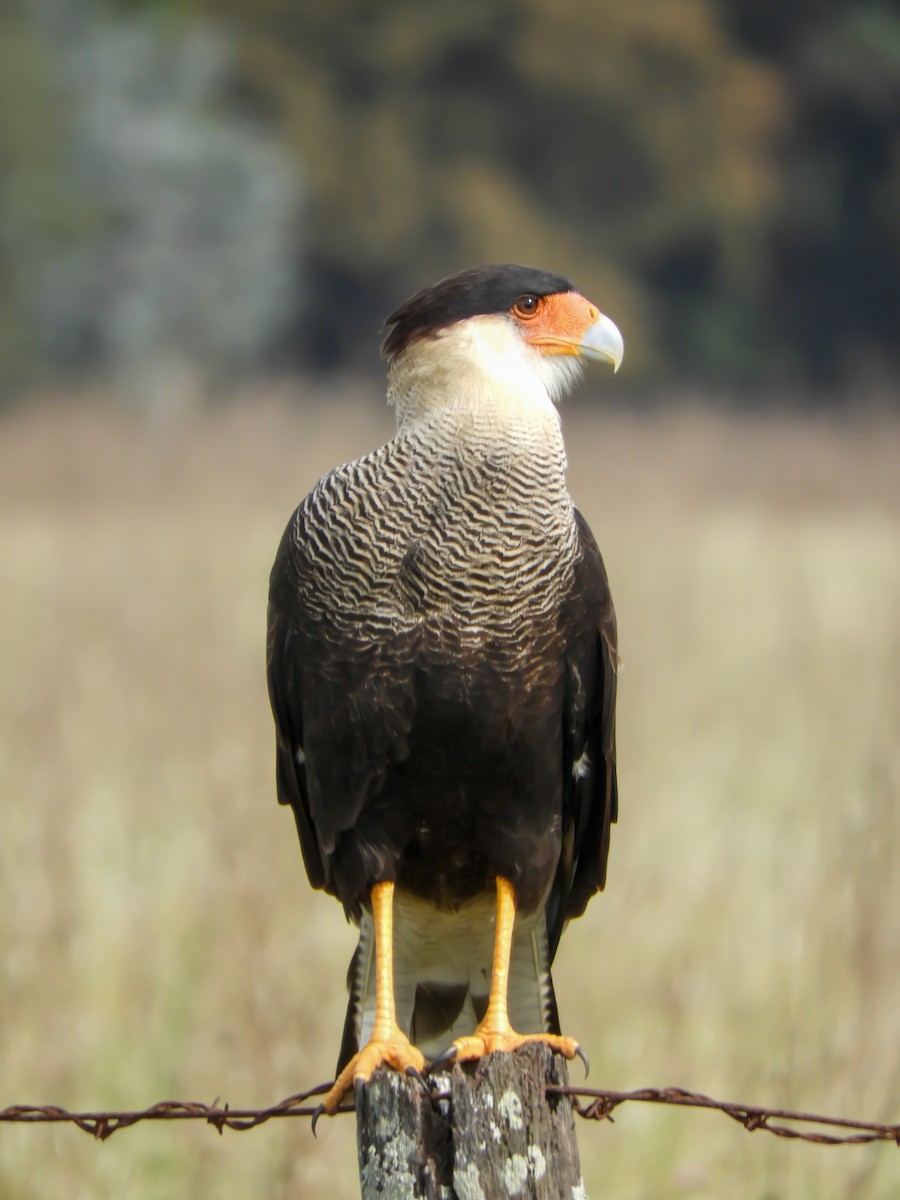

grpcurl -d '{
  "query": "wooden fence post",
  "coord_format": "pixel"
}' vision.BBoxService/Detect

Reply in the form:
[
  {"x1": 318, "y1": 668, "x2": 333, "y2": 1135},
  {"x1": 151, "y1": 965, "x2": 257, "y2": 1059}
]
[{"x1": 355, "y1": 1044, "x2": 587, "y2": 1199}]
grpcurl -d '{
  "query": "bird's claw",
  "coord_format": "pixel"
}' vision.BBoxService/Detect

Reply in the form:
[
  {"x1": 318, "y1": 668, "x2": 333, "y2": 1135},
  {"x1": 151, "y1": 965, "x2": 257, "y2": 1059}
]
[
  {"x1": 428, "y1": 1044, "x2": 459, "y2": 1074},
  {"x1": 312, "y1": 1025, "x2": 426, "y2": 1131},
  {"x1": 405, "y1": 1065, "x2": 432, "y2": 1096},
  {"x1": 574, "y1": 1045, "x2": 590, "y2": 1077},
  {"x1": 311, "y1": 1102, "x2": 326, "y2": 1138}
]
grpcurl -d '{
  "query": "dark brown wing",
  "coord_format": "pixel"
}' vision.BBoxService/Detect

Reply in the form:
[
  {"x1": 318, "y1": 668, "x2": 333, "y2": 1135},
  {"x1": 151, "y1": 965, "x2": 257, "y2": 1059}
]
[
  {"x1": 266, "y1": 518, "x2": 328, "y2": 893},
  {"x1": 545, "y1": 507, "x2": 618, "y2": 960},
  {"x1": 266, "y1": 505, "x2": 419, "y2": 917}
]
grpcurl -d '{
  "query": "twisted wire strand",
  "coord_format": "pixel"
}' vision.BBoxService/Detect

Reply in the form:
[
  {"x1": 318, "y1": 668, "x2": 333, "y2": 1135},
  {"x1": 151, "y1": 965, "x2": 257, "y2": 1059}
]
[{"x1": 2, "y1": 1080, "x2": 898, "y2": 1146}]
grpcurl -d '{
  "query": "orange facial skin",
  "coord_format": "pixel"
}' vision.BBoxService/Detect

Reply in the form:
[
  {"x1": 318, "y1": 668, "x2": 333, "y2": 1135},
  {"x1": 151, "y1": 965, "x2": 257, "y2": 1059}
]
[{"x1": 509, "y1": 291, "x2": 601, "y2": 356}]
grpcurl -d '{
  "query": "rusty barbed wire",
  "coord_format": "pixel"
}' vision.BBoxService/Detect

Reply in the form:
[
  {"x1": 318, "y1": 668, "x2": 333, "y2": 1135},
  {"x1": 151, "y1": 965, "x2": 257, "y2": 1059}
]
[
  {"x1": 0, "y1": 1084, "x2": 352, "y2": 1141},
  {"x1": 551, "y1": 1085, "x2": 900, "y2": 1147},
  {"x1": 2, "y1": 1079, "x2": 898, "y2": 1146}
]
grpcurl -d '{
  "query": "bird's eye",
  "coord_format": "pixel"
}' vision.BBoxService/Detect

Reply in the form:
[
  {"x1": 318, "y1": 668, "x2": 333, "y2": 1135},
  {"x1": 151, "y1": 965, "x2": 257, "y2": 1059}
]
[{"x1": 512, "y1": 294, "x2": 540, "y2": 319}]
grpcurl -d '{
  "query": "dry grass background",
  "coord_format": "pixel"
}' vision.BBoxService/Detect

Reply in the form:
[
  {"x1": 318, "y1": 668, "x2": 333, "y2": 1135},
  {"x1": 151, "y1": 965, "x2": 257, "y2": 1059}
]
[{"x1": 1, "y1": 387, "x2": 899, "y2": 1199}]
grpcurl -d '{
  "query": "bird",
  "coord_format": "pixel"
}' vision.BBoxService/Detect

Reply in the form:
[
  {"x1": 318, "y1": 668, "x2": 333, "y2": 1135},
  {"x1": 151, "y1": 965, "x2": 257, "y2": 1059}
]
[{"x1": 266, "y1": 264, "x2": 622, "y2": 1117}]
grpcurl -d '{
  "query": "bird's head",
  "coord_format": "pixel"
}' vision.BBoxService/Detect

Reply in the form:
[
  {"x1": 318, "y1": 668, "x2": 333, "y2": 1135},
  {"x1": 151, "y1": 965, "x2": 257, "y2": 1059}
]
[{"x1": 382, "y1": 265, "x2": 623, "y2": 425}]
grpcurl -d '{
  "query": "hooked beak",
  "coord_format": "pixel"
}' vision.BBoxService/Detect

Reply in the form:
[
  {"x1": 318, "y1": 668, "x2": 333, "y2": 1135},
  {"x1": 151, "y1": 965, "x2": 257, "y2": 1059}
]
[{"x1": 578, "y1": 311, "x2": 624, "y2": 373}]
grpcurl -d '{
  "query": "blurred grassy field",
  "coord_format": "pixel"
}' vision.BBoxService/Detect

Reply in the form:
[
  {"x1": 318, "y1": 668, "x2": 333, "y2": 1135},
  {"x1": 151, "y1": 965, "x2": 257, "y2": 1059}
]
[{"x1": 1, "y1": 389, "x2": 899, "y2": 1199}]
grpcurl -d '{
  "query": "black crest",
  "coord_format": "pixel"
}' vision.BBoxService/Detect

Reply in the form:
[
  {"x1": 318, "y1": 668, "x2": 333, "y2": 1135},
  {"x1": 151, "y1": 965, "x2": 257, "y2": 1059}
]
[{"x1": 381, "y1": 264, "x2": 575, "y2": 360}]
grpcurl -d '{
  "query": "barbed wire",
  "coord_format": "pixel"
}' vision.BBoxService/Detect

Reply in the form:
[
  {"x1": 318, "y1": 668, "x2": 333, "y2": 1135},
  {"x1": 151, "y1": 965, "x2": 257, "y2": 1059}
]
[
  {"x1": 551, "y1": 1085, "x2": 900, "y2": 1147},
  {"x1": 0, "y1": 1084, "x2": 351, "y2": 1141},
  {"x1": 2, "y1": 1079, "x2": 898, "y2": 1146}
]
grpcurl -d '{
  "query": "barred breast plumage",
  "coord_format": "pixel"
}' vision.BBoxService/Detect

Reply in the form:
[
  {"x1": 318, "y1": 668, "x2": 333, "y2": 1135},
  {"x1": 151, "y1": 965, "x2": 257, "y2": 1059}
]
[{"x1": 292, "y1": 413, "x2": 578, "y2": 638}]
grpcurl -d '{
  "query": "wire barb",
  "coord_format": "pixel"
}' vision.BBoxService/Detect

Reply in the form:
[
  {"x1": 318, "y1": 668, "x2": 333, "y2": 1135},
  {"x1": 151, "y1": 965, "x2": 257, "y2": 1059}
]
[
  {"x1": 0, "y1": 1085, "x2": 338, "y2": 1141},
  {"x1": 1, "y1": 1081, "x2": 898, "y2": 1147},
  {"x1": 549, "y1": 1085, "x2": 900, "y2": 1147}
]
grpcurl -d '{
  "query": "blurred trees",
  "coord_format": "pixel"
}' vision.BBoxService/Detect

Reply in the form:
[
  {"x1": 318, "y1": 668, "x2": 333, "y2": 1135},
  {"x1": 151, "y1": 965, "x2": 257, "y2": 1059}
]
[
  {"x1": 208, "y1": 0, "x2": 785, "y2": 380},
  {"x1": 0, "y1": 4, "x2": 79, "y2": 391},
  {"x1": 1, "y1": 0, "x2": 898, "y2": 398},
  {"x1": 0, "y1": 2, "x2": 302, "y2": 403},
  {"x1": 732, "y1": 0, "x2": 900, "y2": 383}
]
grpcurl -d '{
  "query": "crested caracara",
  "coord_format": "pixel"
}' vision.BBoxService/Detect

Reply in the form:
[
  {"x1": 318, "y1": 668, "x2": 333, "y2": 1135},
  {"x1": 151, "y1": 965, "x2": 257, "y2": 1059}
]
[{"x1": 266, "y1": 264, "x2": 623, "y2": 1116}]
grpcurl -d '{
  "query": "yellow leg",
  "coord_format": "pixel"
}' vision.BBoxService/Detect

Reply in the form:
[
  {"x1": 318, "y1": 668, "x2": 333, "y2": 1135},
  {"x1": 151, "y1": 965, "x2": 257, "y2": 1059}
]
[
  {"x1": 321, "y1": 881, "x2": 425, "y2": 1114},
  {"x1": 451, "y1": 876, "x2": 580, "y2": 1062}
]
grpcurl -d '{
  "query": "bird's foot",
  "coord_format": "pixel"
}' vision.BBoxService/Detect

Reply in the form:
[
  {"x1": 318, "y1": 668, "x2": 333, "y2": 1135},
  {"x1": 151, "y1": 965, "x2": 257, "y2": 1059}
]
[
  {"x1": 432, "y1": 1022, "x2": 586, "y2": 1075},
  {"x1": 316, "y1": 1026, "x2": 426, "y2": 1123}
]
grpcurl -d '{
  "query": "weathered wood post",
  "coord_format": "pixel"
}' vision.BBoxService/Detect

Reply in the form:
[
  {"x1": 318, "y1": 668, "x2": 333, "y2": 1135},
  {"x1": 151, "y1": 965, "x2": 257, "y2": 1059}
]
[{"x1": 356, "y1": 1044, "x2": 587, "y2": 1199}]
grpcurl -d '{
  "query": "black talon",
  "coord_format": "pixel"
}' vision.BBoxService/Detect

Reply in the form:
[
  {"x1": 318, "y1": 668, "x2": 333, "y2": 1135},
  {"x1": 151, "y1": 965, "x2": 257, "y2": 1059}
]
[
  {"x1": 575, "y1": 1046, "x2": 590, "y2": 1078},
  {"x1": 405, "y1": 1066, "x2": 432, "y2": 1096},
  {"x1": 311, "y1": 1103, "x2": 326, "y2": 1137},
  {"x1": 428, "y1": 1045, "x2": 459, "y2": 1074},
  {"x1": 354, "y1": 1078, "x2": 367, "y2": 1112}
]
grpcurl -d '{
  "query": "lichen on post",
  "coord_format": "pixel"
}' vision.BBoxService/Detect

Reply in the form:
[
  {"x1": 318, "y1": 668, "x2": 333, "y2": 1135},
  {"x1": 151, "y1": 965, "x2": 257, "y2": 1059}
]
[{"x1": 356, "y1": 1044, "x2": 586, "y2": 1199}]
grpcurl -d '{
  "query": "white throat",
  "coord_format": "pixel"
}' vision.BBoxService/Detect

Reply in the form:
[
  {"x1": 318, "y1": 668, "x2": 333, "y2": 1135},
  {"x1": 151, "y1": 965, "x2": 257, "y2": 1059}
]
[{"x1": 386, "y1": 315, "x2": 583, "y2": 442}]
